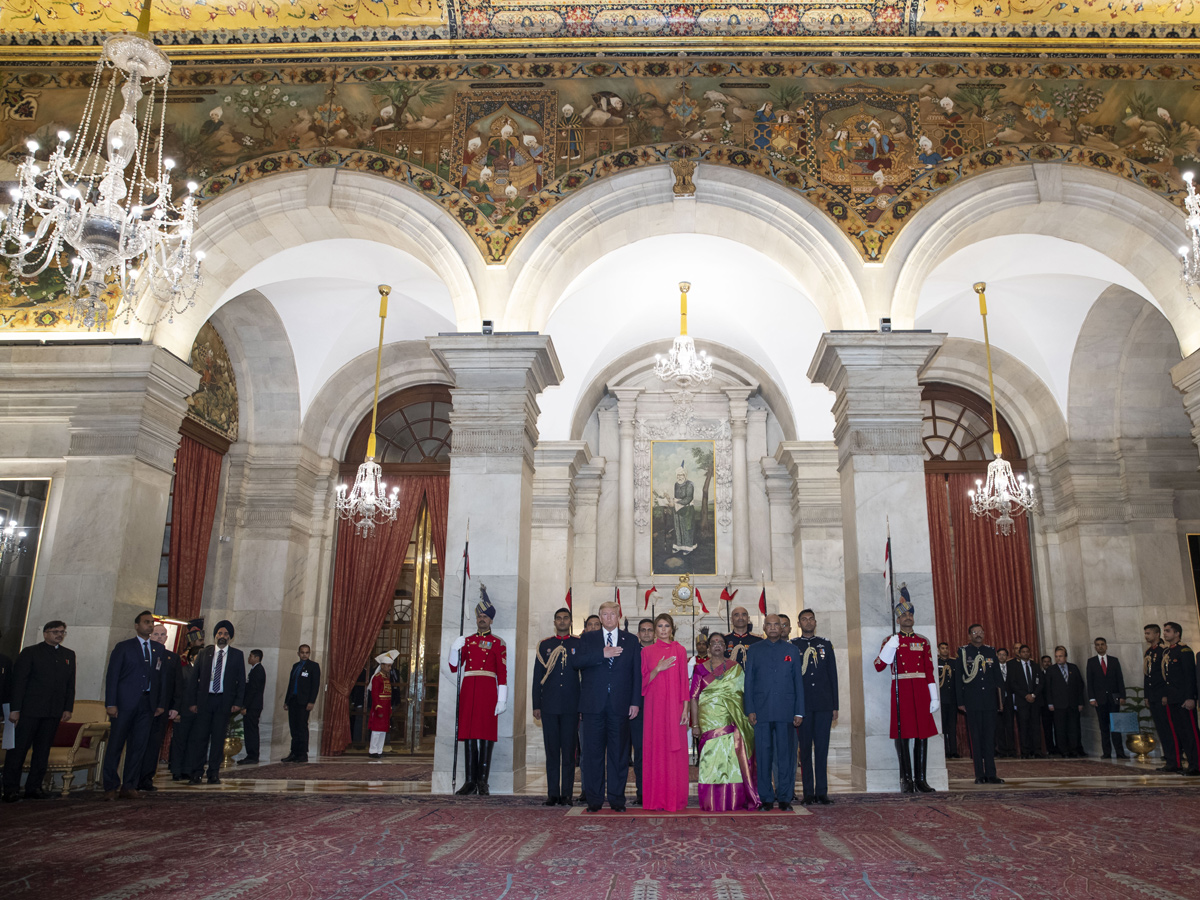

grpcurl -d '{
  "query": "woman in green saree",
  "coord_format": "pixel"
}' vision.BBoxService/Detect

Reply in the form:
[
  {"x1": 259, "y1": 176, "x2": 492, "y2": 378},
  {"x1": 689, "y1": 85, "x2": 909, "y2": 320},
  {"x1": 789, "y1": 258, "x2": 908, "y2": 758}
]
[{"x1": 688, "y1": 632, "x2": 761, "y2": 811}]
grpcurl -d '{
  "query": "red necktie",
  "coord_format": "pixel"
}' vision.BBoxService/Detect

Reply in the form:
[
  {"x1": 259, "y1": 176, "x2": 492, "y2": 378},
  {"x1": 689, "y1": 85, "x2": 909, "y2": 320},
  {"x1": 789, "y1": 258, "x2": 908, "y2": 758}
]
[{"x1": 1101, "y1": 657, "x2": 1107, "y2": 675}]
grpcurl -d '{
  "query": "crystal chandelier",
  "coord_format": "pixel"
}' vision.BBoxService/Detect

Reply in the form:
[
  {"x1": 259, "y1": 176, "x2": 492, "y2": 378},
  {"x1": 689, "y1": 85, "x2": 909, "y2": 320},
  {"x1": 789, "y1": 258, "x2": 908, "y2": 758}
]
[
  {"x1": 0, "y1": 516, "x2": 28, "y2": 567},
  {"x1": 335, "y1": 285, "x2": 401, "y2": 537},
  {"x1": 967, "y1": 281, "x2": 1038, "y2": 536},
  {"x1": 1181, "y1": 171, "x2": 1200, "y2": 304},
  {"x1": 654, "y1": 281, "x2": 714, "y2": 390},
  {"x1": 0, "y1": 3, "x2": 203, "y2": 331}
]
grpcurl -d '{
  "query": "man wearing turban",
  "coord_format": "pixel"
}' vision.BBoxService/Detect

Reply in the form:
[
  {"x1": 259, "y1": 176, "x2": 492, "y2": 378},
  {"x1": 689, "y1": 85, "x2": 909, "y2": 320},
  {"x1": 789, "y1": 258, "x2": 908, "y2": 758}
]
[{"x1": 448, "y1": 587, "x2": 508, "y2": 795}]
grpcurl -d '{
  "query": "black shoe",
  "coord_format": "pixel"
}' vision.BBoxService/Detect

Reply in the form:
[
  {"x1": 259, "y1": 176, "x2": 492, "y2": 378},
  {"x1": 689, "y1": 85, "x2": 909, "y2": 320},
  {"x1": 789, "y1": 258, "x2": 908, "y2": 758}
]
[
  {"x1": 188, "y1": 776, "x2": 202, "y2": 785},
  {"x1": 2, "y1": 793, "x2": 18, "y2": 803},
  {"x1": 987, "y1": 777, "x2": 1006, "y2": 784},
  {"x1": 1115, "y1": 753, "x2": 1129, "y2": 759},
  {"x1": 974, "y1": 777, "x2": 987, "y2": 784},
  {"x1": 817, "y1": 795, "x2": 834, "y2": 805},
  {"x1": 291, "y1": 757, "x2": 308, "y2": 764},
  {"x1": 558, "y1": 796, "x2": 572, "y2": 807},
  {"x1": 207, "y1": 776, "x2": 222, "y2": 785},
  {"x1": 632, "y1": 794, "x2": 642, "y2": 807},
  {"x1": 577, "y1": 793, "x2": 588, "y2": 803},
  {"x1": 138, "y1": 783, "x2": 158, "y2": 793},
  {"x1": 1101, "y1": 754, "x2": 1111, "y2": 760},
  {"x1": 455, "y1": 781, "x2": 477, "y2": 796},
  {"x1": 171, "y1": 774, "x2": 186, "y2": 782},
  {"x1": 24, "y1": 787, "x2": 51, "y2": 800},
  {"x1": 759, "y1": 801, "x2": 775, "y2": 811},
  {"x1": 778, "y1": 802, "x2": 793, "y2": 811},
  {"x1": 477, "y1": 782, "x2": 490, "y2": 797},
  {"x1": 1159, "y1": 765, "x2": 1181, "y2": 773},
  {"x1": 587, "y1": 804, "x2": 602, "y2": 813},
  {"x1": 280, "y1": 755, "x2": 296, "y2": 763},
  {"x1": 236, "y1": 758, "x2": 259, "y2": 766},
  {"x1": 800, "y1": 794, "x2": 815, "y2": 806},
  {"x1": 543, "y1": 797, "x2": 560, "y2": 806},
  {"x1": 1184, "y1": 769, "x2": 1200, "y2": 777},
  {"x1": 610, "y1": 802, "x2": 626, "y2": 811}
]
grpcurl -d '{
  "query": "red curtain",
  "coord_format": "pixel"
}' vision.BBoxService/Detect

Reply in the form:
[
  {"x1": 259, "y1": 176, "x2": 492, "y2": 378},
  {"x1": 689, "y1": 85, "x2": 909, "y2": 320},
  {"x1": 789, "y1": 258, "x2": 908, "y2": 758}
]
[
  {"x1": 321, "y1": 474, "x2": 449, "y2": 756},
  {"x1": 167, "y1": 434, "x2": 223, "y2": 622}
]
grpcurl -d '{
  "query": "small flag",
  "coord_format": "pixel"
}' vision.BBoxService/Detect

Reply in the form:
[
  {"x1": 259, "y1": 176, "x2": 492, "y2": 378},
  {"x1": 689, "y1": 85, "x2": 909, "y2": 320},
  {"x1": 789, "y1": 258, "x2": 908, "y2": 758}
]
[
  {"x1": 695, "y1": 588, "x2": 709, "y2": 614},
  {"x1": 564, "y1": 586, "x2": 573, "y2": 614},
  {"x1": 883, "y1": 535, "x2": 890, "y2": 586},
  {"x1": 720, "y1": 585, "x2": 738, "y2": 603},
  {"x1": 757, "y1": 586, "x2": 767, "y2": 616},
  {"x1": 644, "y1": 586, "x2": 657, "y2": 610},
  {"x1": 615, "y1": 585, "x2": 623, "y2": 622}
]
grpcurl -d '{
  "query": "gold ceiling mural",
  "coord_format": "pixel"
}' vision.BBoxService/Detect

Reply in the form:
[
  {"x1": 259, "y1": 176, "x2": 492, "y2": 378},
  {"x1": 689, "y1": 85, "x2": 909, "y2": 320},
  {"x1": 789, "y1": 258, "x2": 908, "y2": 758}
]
[{"x1": 920, "y1": 0, "x2": 1200, "y2": 28}]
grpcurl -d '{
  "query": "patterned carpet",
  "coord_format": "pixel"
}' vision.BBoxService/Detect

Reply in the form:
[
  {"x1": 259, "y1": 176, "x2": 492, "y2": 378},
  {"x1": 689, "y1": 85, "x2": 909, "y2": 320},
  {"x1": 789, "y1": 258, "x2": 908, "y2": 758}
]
[
  {"x1": 3, "y1": 788, "x2": 1198, "y2": 899},
  {"x1": 231, "y1": 760, "x2": 434, "y2": 781},
  {"x1": 946, "y1": 757, "x2": 1150, "y2": 779}
]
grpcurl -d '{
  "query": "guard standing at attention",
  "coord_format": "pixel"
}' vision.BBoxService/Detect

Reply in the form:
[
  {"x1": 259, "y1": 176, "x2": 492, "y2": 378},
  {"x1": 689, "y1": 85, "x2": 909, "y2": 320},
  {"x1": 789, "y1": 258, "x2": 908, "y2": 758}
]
[
  {"x1": 1161, "y1": 621, "x2": 1200, "y2": 776},
  {"x1": 1144, "y1": 624, "x2": 1177, "y2": 772},
  {"x1": 449, "y1": 588, "x2": 508, "y2": 796},
  {"x1": 873, "y1": 590, "x2": 939, "y2": 793},
  {"x1": 532, "y1": 607, "x2": 581, "y2": 806},
  {"x1": 955, "y1": 623, "x2": 1005, "y2": 785},
  {"x1": 791, "y1": 608, "x2": 838, "y2": 806},
  {"x1": 937, "y1": 642, "x2": 960, "y2": 759}
]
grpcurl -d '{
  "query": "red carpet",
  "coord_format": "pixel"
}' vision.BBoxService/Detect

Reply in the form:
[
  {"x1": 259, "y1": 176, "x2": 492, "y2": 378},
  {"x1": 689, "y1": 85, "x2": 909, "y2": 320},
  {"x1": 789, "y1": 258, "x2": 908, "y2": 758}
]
[
  {"x1": 230, "y1": 760, "x2": 433, "y2": 781},
  {"x1": 2, "y1": 788, "x2": 1198, "y2": 899},
  {"x1": 946, "y1": 757, "x2": 1147, "y2": 779}
]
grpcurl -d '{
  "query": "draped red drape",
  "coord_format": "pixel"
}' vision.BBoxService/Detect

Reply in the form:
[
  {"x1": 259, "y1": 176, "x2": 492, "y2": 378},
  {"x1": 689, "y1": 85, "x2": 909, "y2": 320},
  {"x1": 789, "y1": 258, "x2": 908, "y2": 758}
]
[
  {"x1": 167, "y1": 434, "x2": 223, "y2": 622},
  {"x1": 321, "y1": 473, "x2": 449, "y2": 756}
]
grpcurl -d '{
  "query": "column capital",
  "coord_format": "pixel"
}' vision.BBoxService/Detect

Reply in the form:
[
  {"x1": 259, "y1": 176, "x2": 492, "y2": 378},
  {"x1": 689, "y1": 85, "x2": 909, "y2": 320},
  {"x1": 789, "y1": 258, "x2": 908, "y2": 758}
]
[
  {"x1": 532, "y1": 441, "x2": 593, "y2": 524},
  {"x1": 609, "y1": 387, "x2": 643, "y2": 422},
  {"x1": 1171, "y1": 349, "x2": 1200, "y2": 459}
]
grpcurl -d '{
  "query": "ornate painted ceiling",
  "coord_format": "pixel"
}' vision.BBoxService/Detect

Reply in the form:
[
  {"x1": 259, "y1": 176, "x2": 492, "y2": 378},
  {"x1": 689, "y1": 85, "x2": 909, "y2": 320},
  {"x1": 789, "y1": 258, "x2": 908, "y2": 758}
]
[{"x1": 1, "y1": 0, "x2": 1198, "y2": 42}]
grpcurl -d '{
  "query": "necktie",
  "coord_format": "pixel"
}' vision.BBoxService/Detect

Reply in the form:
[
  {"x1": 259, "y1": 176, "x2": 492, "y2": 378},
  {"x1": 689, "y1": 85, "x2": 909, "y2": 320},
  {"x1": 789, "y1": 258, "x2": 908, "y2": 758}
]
[
  {"x1": 1024, "y1": 661, "x2": 1031, "y2": 685},
  {"x1": 212, "y1": 649, "x2": 225, "y2": 693},
  {"x1": 1060, "y1": 663, "x2": 1067, "y2": 680},
  {"x1": 606, "y1": 631, "x2": 614, "y2": 668},
  {"x1": 292, "y1": 663, "x2": 303, "y2": 695},
  {"x1": 143, "y1": 640, "x2": 151, "y2": 691},
  {"x1": 1101, "y1": 657, "x2": 1107, "y2": 675}
]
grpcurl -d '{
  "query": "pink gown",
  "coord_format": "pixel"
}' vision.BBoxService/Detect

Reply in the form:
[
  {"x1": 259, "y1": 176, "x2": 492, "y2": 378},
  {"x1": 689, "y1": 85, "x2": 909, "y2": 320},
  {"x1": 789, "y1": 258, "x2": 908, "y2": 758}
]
[{"x1": 641, "y1": 639, "x2": 690, "y2": 811}]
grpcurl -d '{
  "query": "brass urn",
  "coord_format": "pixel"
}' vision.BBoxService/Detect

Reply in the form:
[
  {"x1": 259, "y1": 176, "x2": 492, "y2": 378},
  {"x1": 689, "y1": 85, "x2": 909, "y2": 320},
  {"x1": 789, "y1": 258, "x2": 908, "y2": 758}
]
[
  {"x1": 1125, "y1": 731, "x2": 1156, "y2": 762},
  {"x1": 223, "y1": 735, "x2": 243, "y2": 768}
]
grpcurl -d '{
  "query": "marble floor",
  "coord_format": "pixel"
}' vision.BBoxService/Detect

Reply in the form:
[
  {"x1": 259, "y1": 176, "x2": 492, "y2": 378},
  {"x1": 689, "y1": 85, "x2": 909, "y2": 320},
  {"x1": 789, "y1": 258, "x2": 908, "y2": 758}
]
[{"x1": 150, "y1": 754, "x2": 1200, "y2": 797}]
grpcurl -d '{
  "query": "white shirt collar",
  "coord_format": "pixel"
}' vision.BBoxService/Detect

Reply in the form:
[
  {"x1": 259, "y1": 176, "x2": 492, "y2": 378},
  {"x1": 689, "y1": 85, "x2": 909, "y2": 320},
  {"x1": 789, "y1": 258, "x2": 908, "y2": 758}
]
[{"x1": 603, "y1": 626, "x2": 619, "y2": 640}]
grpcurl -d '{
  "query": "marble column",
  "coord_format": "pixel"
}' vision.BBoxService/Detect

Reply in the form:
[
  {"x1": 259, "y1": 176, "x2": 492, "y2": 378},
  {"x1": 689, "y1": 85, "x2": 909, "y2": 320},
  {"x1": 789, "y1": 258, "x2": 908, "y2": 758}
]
[
  {"x1": 0, "y1": 344, "x2": 198, "y2": 686},
  {"x1": 570, "y1": 457, "x2": 606, "y2": 631},
  {"x1": 726, "y1": 387, "x2": 752, "y2": 579},
  {"x1": 428, "y1": 335, "x2": 563, "y2": 794},
  {"x1": 808, "y1": 332, "x2": 946, "y2": 792},
  {"x1": 612, "y1": 388, "x2": 642, "y2": 583}
]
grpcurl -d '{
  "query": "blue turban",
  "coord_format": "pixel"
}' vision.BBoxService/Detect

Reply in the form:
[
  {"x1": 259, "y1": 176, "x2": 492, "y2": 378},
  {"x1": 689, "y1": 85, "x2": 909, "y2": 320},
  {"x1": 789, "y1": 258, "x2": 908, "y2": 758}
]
[{"x1": 476, "y1": 586, "x2": 496, "y2": 622}]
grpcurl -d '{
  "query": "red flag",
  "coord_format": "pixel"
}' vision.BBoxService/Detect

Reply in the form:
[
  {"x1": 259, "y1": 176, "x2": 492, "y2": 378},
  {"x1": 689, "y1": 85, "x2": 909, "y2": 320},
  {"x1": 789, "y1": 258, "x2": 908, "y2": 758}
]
[
  {"x1": 564, "y1": 586, "x2": 572, "y2": 614},
  {"x1": 615, "y1": 586, "x2": 623, "y2": 622},
  {"x1": 695, "y1": 588, "x2": 709, "y2": 614},
  {"x1": 463, "y1": 542, "x2": 470, "y2": 580},
  {"x1": 720, "y1": 586, "x2": 738, "y2": 603},
  {"x1": 644, "y1": 586, "x2": 657, "y2": 610},
  {"x1": 757, "y1": 587, "x2": 767, "y2": 616}
]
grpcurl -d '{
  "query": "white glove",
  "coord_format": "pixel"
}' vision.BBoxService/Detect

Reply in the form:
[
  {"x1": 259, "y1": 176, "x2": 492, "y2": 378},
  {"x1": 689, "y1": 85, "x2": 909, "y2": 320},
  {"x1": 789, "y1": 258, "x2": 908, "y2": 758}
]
[
  {"x1": 878, "y1": 634, "x2": 901, "y2": 665},
  {"x1": 928, "y1": 681, "x2": 940, "y2": 715},
  {"x1": 449, "y1": 635, "x2": 466, "y2": 668},
  {"x1": 494, "y1": 684, "x2": 508, "y2": 717}
]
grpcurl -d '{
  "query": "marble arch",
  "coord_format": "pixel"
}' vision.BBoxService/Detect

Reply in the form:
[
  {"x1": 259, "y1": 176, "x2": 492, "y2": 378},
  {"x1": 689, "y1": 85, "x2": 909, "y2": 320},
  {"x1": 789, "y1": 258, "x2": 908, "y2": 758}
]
[
  {"x1": 501, "y1": 164, "x2": 871, "y2": 334},
  {"x1": 141, "y1": 168, "x2": 486, "y2": 359},
  {"x1": 886, "y1": 165, "x2": 1200, "y2": 355}
]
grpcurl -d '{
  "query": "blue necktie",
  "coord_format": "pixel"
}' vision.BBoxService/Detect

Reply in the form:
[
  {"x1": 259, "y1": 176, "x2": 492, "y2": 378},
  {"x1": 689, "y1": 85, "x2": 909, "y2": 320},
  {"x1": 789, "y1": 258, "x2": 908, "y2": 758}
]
[
  {"x1": 292, "y1": 663, "x2": 303, "y2": 695},
  {"x1": 606, "y1": 631, "x2": 614, "y2": 669},
  {"x1": 212, "y1": 649, "x2": 224, "y2": 693},
  {"x1": 142, "y1": 640, "x2": 151, "y2": 691}
]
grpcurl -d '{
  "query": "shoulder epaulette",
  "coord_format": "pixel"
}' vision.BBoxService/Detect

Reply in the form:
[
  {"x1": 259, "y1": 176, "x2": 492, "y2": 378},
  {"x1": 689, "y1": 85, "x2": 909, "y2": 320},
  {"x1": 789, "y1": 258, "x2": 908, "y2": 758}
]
[{"x1": 912, "y1": 632, "x2": 930, "y2": 643}]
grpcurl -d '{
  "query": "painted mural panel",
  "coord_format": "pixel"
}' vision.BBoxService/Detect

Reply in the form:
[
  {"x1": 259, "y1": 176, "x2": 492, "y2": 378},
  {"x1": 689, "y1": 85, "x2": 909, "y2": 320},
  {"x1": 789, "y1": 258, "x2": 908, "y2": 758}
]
[
  {"x1": 918, "y1": 0, "x2": 1200, "y2": 29},
  {"x1": 186, "y1": 321, "x2": 239, "y2": 443},
  {"x1": 652, "y1": 440, "x2": 717, "y2": 577},
  {"x1": 1, "y1": 53, "x2": 1197, "y2": 330}
]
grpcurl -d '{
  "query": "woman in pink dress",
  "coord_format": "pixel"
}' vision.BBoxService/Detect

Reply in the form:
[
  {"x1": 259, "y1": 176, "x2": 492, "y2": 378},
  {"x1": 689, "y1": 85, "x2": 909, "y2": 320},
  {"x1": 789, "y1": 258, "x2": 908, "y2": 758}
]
[{"x1": 641, "y1": 612, "x2": 690, "y2": 811}]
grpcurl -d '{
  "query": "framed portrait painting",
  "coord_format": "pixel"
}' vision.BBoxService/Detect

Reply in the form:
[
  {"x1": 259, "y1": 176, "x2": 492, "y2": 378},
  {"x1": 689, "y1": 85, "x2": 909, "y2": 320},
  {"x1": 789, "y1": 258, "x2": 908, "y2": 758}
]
[{"x1": 651, "y1": 440, "x2": 716, "y2": 576}]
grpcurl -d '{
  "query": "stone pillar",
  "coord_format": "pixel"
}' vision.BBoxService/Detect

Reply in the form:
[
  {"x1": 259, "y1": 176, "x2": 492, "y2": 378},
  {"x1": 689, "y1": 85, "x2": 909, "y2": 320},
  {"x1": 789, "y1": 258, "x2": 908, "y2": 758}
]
[
  {"x1": 747, "y1": 407, "x2": 772, "y2": 581},
  {"x1": 612, "y1": 388, "x2": 642, "y2": 583},
  {"x1": 808, "y1": 332, "x2": 946, "y2": 792},
  {"x1": 429, "y1": 335, "x2": 563, "y2": 794},
  {"x1": 570, "y1": 457, "x2": 606, "y2": 632},
  {"x1": 594, "y1": 405, "x2": 619, "y2": 583},
  {"x1": 0, "y1": 344, "x2": 198, "y2": 687},
  {"x1": 726, "y1": 387, "x2": 752, "y2": 579}
]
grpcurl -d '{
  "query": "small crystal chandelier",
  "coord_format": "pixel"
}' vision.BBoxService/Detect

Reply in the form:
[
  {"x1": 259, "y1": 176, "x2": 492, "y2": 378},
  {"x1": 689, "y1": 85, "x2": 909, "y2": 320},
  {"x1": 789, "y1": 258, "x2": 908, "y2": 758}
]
[
  {"x1": 0, "y1": 516, "x2": 28, "y2": 567},
  {"x1": 1181, "y1": 171, "x2": 1200, "y2": 305},
  {"x1": 968, "y1": 281, "x2": 1038, "y2": 536},
  {"x1": 335, "y1": 285, "x2": 401, "y2": 537},
  {"x1": 0, "y1": 2, "x2": 203, "y2": 331},
  {"x1": 654, "y1": 281, "x2": 714, "y2": 390}
]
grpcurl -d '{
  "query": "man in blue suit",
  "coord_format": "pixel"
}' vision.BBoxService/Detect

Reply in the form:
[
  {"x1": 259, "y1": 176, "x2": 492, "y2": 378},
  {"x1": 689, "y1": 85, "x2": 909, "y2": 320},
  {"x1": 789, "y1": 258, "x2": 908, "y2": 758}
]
[
  {"x1": 187, "y1": 619, "x2": 246, "y2": 785},
  {"x1": 744, "y1": 613, "x2": 805, "y2": 810},
  {"x1": 103, "y1": 610, "x2": 165, "y2": 800},
  {"x1": 570, "y1": 600, "x2": 641, "y2": 812}
]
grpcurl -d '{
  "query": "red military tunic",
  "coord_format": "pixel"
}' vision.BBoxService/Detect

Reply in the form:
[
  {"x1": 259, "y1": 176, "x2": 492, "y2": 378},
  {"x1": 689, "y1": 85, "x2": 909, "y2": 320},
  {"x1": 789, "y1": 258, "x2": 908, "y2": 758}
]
[
  {"x1": 873, "y1": 631, "x2": 938, "y2": 739},
  {"x1": 367, "y1": 673, "x2": 392, "y2": 733},
  {"x1": 450, "y1": 631, "x2": 507, "y2": 742}
]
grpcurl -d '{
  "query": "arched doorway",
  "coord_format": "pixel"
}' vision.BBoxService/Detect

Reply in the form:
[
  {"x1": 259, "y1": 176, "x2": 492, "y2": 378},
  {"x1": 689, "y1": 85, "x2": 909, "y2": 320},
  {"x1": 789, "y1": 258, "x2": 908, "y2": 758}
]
[
  {"x1": 341, "y1": 386, "x2": 451, "y2": 755},
  {"x1": 921, "y1": 382, "x2": 1038, "y2": 656}
]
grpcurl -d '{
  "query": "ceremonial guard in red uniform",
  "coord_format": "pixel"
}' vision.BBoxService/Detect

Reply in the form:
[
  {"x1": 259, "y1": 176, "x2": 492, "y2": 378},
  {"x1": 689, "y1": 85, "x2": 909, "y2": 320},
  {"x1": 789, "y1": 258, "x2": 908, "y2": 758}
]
[
  {"x1": 449, "y1": 590, "x2": 508, "y2": 795},
  {"x1": 873, "y1": 590, "x2": 939, "y2": 793},
  {"x1": 366, "y1": 650, "x2": 398, "y2": 758}
]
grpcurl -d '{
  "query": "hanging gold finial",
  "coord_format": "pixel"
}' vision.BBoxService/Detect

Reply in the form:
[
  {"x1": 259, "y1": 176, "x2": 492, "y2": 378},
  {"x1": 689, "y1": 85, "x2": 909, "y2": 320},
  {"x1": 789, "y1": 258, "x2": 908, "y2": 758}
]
[
  {"x1": 679, "y1": 281, "x2": 691, "y2": 336},
  {"x1": 365, "y1": 284, "x2": 392, "y2": 461},
  {"x1": 135, "y1": 0, "x2": 154, "y2": 35},
  {"x1": 974, "y1": 281, "x2": 1003, "y2": 458}
]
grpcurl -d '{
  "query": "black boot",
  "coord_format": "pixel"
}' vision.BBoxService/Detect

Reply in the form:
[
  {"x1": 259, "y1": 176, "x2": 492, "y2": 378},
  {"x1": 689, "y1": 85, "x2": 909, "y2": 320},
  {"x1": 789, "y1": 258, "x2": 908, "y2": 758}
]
[
  {"x1": 914, "y1": 738, "x2": 936, "y2": 792},
  {"x1": 477, "y1": 741, "x2": 494, "y2": 796},
  {"x1": 895, "y1": 738, "x2": 915, "y2": 793},
  {"x1": 455, "y1": 740, "x2": 478, "y2": 795}
]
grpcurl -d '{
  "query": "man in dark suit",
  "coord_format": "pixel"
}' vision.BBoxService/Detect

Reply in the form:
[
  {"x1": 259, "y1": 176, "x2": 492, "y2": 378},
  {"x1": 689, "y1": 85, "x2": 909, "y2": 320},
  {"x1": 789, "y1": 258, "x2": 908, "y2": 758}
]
[
  {"x1": 629, "y1": 618, "x2": 654, "y2": 805},
  {"x1": 238, "y1": 649, "x2": 266, "y2": 764},
  {"x1": 792, "y1": 609, "x2": 837, "y2": 806},
  {"x1": 103, "y1": 610, "x2": 165, "y2": 800},
  {"x1": 282, "y1": 644, "x2": 320, "y2": 763},
  {"x1": 532, "y1": 607, "x2": 581, "y2": 806},
  {"x1": 1008, "y1": 645, "x2": 1045, "y2": 758},
  {"x1": 570, "y1": 600, "x2": 641, "y2": 812},
  {"x1": 937, "y1": 642, "x2": 960, "y2": 759},
  {"x1": 1045, "y1": 645, "x2": 1085, "y2": 757},
  {"x1": 2, "y1": 621, "x2": 75, "y2": 803},
  {"x1": 187, "y1": 619, "x2": 246, "y2": 784},
  {"x1": 170, "y1": 648, "x2": 199, "y2": 780},
  {"x1": 1086, "y1": 637, "x2": 1128, "y2": 759},
  {"x1": 994, "y1": 648, "x2": 1016, "y2": 758},
  {"x1": 744, "y1": 614, "x2": 805, "y2": 811},
  {"x1": 138, "y1": 619, "x2": 183, "y2": 791},
  {"x1": 1039, "y1": 654, "x2": 1057, "y2": 754}
]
